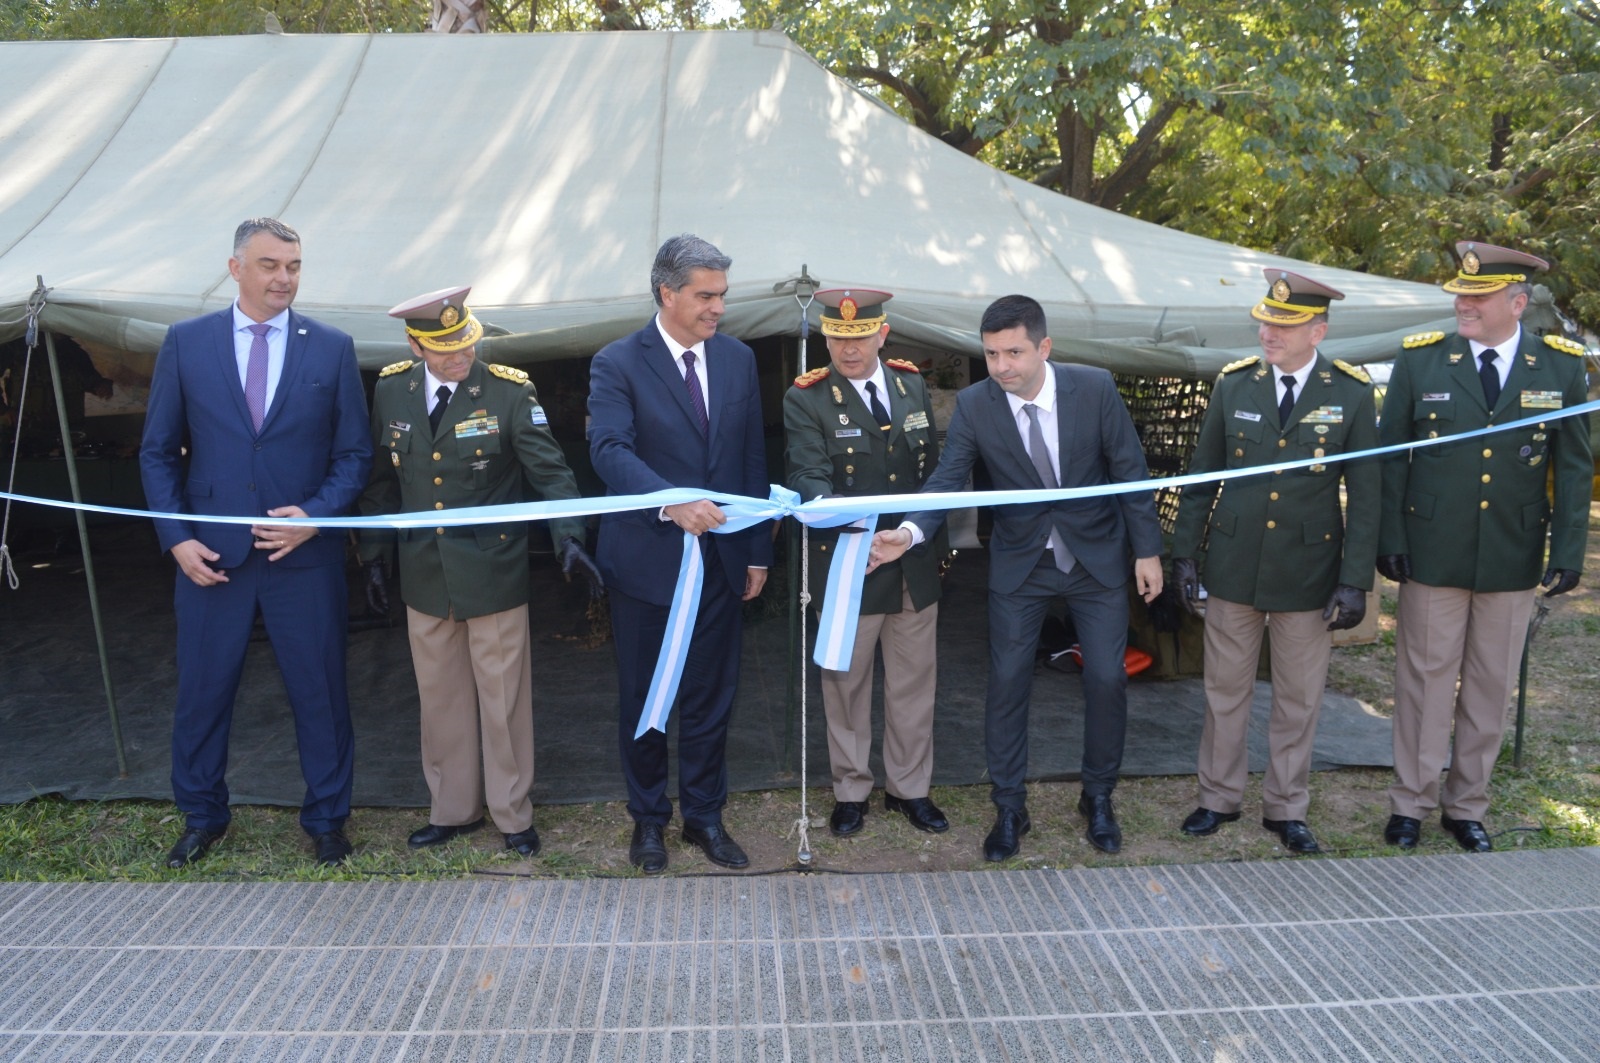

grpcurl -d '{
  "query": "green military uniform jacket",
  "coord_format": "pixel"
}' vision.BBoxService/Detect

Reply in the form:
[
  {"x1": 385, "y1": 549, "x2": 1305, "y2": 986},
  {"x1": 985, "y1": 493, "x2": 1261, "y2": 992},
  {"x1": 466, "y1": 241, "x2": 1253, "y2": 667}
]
[
  {"x1": 1173, "y1": 352, "x2": 1380, "y2": 612},
  {"x1": 782, "y1": 359, "x2": 946, "y2": 614},
  {"x1": 1378, "y1": 328, "x2": 1591, "y2": 592},
  {"x1": 359, "y1": 358, "x2": 585, "y2": 620}
]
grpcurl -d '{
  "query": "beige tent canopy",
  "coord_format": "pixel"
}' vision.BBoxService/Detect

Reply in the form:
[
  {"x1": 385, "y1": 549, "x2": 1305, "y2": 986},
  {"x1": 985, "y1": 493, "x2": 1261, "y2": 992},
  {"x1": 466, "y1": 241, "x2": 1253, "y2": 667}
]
[{"x1": 1, "y1": 29, "x2": 1453, "y2": 377}]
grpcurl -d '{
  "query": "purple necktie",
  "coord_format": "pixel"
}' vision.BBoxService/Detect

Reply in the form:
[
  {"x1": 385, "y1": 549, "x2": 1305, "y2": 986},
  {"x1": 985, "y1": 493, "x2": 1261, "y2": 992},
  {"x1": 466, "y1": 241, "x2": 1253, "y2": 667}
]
[
  {"x1": 245, "y1": 322, "x2": 270, "y2": 432},
  {"x1": 682, "y1": 351, "x2": 709, "y2": 436}
]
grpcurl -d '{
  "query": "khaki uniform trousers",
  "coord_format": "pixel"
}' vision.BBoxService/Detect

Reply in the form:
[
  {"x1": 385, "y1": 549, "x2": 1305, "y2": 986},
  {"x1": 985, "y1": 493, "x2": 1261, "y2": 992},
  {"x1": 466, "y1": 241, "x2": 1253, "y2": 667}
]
[
  {"x1": 820, "y1": 582, "x2": 938, "y2": 802},
  {"x1": 406, "y1": 604, "x2": 536, "y2": 833},
  {"x1": 1389, "y1": 582, "x2": 1533, "y2": 821},
  {"x1": 1197, "y1": 598, "x2": 1331, "y2": 821}
]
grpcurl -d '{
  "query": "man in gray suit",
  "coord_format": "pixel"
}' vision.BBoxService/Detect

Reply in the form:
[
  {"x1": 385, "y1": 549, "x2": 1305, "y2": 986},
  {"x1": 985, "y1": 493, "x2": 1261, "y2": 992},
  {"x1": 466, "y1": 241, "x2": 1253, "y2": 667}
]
[{"x1": 870, "y1": 295, "x2": 1164, "y2": 860}]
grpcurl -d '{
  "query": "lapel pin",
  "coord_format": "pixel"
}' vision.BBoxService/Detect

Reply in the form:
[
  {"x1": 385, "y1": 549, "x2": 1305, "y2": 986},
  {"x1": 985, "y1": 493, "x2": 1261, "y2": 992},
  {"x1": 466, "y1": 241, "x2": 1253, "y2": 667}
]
[
  {"x1": 297, "y1": 328, "x2": 307, "y2": 335},
  {"x1": 839, "y1": 413, "x2": 850, "y2": 425}
]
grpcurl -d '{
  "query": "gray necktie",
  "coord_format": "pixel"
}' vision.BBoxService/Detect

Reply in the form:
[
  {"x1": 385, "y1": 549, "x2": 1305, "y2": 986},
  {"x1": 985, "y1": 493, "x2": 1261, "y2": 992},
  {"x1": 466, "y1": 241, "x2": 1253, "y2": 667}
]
[{"x1": 1024, "y1": 403, "x2": 1074, "y2": 573}]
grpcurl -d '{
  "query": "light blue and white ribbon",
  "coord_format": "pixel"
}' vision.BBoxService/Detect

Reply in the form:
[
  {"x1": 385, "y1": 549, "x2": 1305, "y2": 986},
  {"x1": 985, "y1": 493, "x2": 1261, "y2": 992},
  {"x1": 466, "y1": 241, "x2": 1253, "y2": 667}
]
[{"x1": 6, "y1": 398, "x2": 1596, "y2": 734}]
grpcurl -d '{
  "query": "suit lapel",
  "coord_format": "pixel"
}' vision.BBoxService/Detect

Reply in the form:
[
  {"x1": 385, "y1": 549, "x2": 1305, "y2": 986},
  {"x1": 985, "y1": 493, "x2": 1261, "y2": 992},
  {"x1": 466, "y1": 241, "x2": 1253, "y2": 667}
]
[
  {"x1": 210, "y1": 309, "x2": 255, "y2": 430},
  {"x1": 1052, "y1": 363, "x2": 1077, "y2": 482},
  {"x1": 261, "y1": 310, "x2": 306, "y2": 435},
  {"x1": 1280, "y1": 354, "x2": 1327, "y2": 431},
  {"x1": 984, "y1": 379, "x2": 1036, "y2": 486},
  {"x1": 1445, "y1": 337, "x2": 1490, "y2": 415},
  {"x1": 646, "y1": 325, "x2": 706, "y2": 442},
  {"x1": 434, "y1": 360, "x2": 486, "y2": 442},
  {"x1": 1495, "y1": 332, "x2": 1540, "y2": 418}
]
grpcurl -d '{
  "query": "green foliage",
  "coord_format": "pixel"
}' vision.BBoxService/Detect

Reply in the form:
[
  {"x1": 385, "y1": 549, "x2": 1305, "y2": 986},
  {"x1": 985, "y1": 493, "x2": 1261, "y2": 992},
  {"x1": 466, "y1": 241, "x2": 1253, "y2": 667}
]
[{"x1": 745, "y1": 0, "x2": 1600, "y2": 330}]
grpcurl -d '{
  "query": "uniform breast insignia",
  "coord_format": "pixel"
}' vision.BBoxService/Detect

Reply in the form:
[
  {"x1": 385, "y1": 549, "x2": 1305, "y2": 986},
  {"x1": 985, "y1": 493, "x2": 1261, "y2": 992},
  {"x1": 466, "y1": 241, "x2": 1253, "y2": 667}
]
[
  {"x1": 1219, "y1": 355, "x2": 1260, "y2": 376},
  {"x1": 1520, "y1": 390, "x2": 1564, "y2": 410},
  {"x1": 529, "y1": 405, "x2": 549, "y2": 426},
  {"x1": 1402, "y1": 331, "x2": 1445, "y2": 349},
  {"x1": 1232, "y1": 410, "x2": 1262, "y2": 422},
  {"x1": 488, "y1": 364, "x2": 529, "y2": 383},
  {"x1": 467, "y1": 385, "x2": 481, "y2": 399},
  {"x1": 1333, "y1": 359, "x2": 1370, "y2": 383},
  {"x1": 1543, "y1": 334, "x2": 1585, "y2": 356},
  {"x1": 455, "y1": 414, "x2": 500, "y2": 437},
  {"x1": 1302, "y1": 406, "x2": 1343, "y2": 424},
  {"x1": 379, "y1": 359, "x2": 415, "y2": 377},
  {"x1": 793, "y1": 366, "x2": 830, "y2": 389},
  {"x1": 902, "y1": 410, "x2": 930, "y2": 432},
  {"x1": 831, "y1": 385, "x2": 845, "y2": 405},
  {"x1": 893, "y1": 375, "x2": 907, "y2": 396},
  {"x1": 388, "y1": 420, "x2": 411, "y2": 434},
  {"x1": 1447, "y1": 351, "x2": 1464, "y2": 364}
]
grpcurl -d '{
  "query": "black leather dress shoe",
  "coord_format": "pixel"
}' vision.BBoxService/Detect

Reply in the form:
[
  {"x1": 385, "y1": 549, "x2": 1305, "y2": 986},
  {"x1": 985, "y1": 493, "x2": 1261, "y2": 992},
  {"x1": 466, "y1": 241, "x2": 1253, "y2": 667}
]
[
  {"x1": 1262, "y1": 818, "x2": 1320, "y2": 854},
  {"x1": 1180, "y1": 807, "x2": 1241, "y2": 837},
  {"x1": 313, "y1": 829, "x2": 353, "y2": 867},
  {"x1": 504, "y1": 826, "x2": 542, "y2": 858},
  {"x1": 1078, "y1": 793, "x2": 1122, "y2": 853},
  {"x1": 829, "y1": 801, "x2": 867, "y2": 837},
  {"x1": 682, "y1": 822, "x2": 749, "y2": 869},
  {"x1": 166, "y1": 826, "x2": 225, "y2": 869},
  {"x1": 1384, "y1": 814, "x2": 1421, "y2": 849},
  {"x1": 1441, "y1": 815, "x2": 1492, "y2": 852},
  {"x1": 983, "y1": 808, "x2": 1031, "y2": 862},
  {"x1": 885, "y1": 794, "x2": 950, "y2": 833},
  {"x1": 629, "y1": 822, "x2": 668, "y2": 874},
  {"x1": 407, "y1": 817, "x2": 485, "y2": 849}
]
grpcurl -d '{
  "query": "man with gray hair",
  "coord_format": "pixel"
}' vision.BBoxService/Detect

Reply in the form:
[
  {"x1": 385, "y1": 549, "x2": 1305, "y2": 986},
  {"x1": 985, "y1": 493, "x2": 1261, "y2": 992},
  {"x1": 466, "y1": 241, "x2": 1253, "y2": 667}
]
[
  {"x1": 141, "y1": 217, "x2": 371, "y2": 868},
  {"x1": 589, "y1": 234, "x2": 772, "y2": 873}
]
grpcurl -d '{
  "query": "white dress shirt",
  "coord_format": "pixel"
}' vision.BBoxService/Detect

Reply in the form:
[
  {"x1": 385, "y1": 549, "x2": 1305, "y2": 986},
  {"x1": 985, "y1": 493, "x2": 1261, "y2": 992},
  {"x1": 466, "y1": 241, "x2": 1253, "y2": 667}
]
[
  {"x1": 1468, "y1": 326, "x2": 1520, "y2": 389},
  {"x1": 655, "y1": 314, "x2": 710, "y2": 415}
]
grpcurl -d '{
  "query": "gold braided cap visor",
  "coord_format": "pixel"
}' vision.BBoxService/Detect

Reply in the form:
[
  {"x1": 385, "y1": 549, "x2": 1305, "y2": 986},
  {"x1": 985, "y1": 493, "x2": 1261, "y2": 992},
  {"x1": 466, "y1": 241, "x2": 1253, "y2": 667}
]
[
  {"x1": 1442, "y1": 272, "x2": 1528, "y2": 295},
  {"x1": 820, "y1": 312, "x2": 887, "y2": 338},
  {"x1": 1249, "y1": 297, "x2": 1328, "y2": 327},
  {"x1": 405, "y1": 309, "x2": 484, "y2": 353}
]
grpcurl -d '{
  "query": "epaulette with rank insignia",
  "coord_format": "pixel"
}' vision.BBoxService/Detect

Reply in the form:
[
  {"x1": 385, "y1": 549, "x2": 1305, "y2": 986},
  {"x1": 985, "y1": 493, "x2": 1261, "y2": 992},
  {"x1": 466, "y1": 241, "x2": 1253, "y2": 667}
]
[
  {"x1": 378, "y1": 359, "x2": 414, "y2": 378},
  {"x1": 1543, "y1": 334, "x2": 1585, "y2": 357},
  {"x1": 793, "y1": 366, "x2": 830, "y2": 389},
  {"x1": 488, "y1": 363, "x2": 529, "y2": 383},
  {"x1": 1333, "y1": 359, "x2": 1371, "y2": 383},
  {"x1": 1219, "y1": 355, "x2": 1259, "y2": 375},
  {"x1": 885, "y1": 358, "x2": 922, "y2": 373},
  {"x1": 1402, "y1": 331, "x2": 1444, "y2": 349}
]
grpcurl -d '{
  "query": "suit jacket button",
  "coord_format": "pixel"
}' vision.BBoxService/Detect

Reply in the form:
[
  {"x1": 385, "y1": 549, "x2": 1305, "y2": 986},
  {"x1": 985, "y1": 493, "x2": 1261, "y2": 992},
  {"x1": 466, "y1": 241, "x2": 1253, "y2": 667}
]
[
  {"x1": 1277, "y1": 439, "x2": 1287, "y2": 448},
  {"x1": 1480, "y1": 500, "x2": 1489, "y2": 510},
  {"x1": 845, "y1": 465, "x2": 854, "y2": 474},
  {"x1": 436, "y1": 527, "x2": 444, "y2": 535},
  {"x1": 433, "y1": 451, "x2": 442, "y2": 461},
  {"x1": 434, "y1": 477, "x2": 443, "y2": 486},
  {"x1": 476, "y1": 449, "x2": 483, "y2": 457},
  {"x1": 1429, "y1": 413, "x2": 1437, "y2": 420},
  {"x1": 1266, "y1": 520, "x2": 1276, "y2": 529},
  {"x1": 1481, "y1": 474, "x2": 1491, "y2": 484},
  {"x1": 1482, "y1": 448, "x2": 1492, "y2": 458},
  {"x1": 1235, "y1": 448, "x2": 1244, "y2": 457},
  {"x1": 434, "y1": 502, "x2": 444, "y2": 510},
  {"x1": 253, "y1": 443, "x2": 262, "y2": 451},
  {"x1": 889, "y1": 474, "x2": 897, "y2": 482},
  {"x1": 1269, "y1": 492, "x2": 1279, "y2": 501},
  {"x1": 1324, "y1": 533, "x2": 1332, "y2": 541},
  {"x1": 500, "y1": 533, "x2": 508, "y2": 541}
]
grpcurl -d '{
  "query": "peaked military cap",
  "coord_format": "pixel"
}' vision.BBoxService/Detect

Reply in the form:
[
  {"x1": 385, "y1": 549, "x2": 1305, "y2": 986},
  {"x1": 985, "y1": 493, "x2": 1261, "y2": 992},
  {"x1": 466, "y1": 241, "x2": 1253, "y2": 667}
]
[
  {"x1": 1250, "y1": 268, "x2": 1345, "y2": 326},
  {"x1": 388, "y1": 285, "x2": 483, "y2": 353},
  {"x1": 1441, "y1": 241, "x2": 1549, "y2": 295},
  {"x1": 816, "y1": 287, "x2": 892, "y2": 338}
]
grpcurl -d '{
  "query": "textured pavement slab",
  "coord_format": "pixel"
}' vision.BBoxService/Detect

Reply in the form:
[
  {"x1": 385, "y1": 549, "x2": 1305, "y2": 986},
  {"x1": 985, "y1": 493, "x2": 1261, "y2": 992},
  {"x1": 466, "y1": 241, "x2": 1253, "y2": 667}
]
[{"x1": 2, "y1": 847, "x2": 1596, "y2": 1061}]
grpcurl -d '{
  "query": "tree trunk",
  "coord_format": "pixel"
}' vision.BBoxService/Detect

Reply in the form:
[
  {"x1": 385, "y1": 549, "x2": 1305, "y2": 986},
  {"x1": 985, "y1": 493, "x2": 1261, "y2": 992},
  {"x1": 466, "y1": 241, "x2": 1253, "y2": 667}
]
[{"x1": 431, "y1": 0, "x2": 486, "y2": 32}]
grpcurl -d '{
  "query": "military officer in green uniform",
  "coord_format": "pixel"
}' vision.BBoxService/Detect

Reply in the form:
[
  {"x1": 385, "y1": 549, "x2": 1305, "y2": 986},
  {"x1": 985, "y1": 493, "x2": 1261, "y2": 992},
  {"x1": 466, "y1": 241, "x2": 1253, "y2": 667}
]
[
  {"x1": 1377, "y1": 241, "x2": 1591, "y2": 852},
  {"x1": 783, "y1": 288, "x2": 950, "y2": 837},
  {"x1": 1172, "y1": 269, "x2": 1379, "y2": 854},
  {"x1": 360, "y1": 286, "x2": 601, "y2": 857}
]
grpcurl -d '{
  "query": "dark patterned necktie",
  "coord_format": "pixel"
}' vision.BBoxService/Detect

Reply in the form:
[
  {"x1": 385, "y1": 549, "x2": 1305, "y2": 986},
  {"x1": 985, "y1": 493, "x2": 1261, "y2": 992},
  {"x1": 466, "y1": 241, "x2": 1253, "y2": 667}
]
[
  {"x1": 1278, "y1": 374, "x2": 1297, "y2": 429},
  {"x1": 683, "y1": 352, "x2": 709, "y2": 436}
]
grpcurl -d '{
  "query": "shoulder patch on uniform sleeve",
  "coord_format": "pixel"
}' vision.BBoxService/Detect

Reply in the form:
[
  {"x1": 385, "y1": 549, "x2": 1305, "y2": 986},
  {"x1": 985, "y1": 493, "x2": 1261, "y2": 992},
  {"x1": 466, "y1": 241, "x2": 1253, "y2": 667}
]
[
  {"x1": 1333, "y1": 359, "x2": 1371, "y2": 383},
  {"x1": 488, "y1": 363, "x2": 529, "y2": 383},
  {"x1": 793, "y1": 366, "x2": 830, "y2": 389},
  {"x1": 885, "y1": 358, "x2": 923, "y2": 373},
  {"x1": 1219, "y1": 355, "x2": 1260, "y2": 375},
  {"x1": 1543, "y1": 334, "x2": 1585, "y2": 356},
  {"x1": 1402, "y1": 331, "x2": 1445, "y2": 349},
  {"x1": 378, "y1": 359, "x2": 414, "y2": 378}
]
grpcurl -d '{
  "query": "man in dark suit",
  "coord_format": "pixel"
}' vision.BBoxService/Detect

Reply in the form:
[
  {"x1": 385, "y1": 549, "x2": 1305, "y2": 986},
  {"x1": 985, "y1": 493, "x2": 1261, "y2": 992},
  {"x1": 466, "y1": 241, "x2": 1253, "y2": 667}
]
[
  {"x1": 588, "y1": 234, "x2": 772, "y2": 873},
  {"x1": 1377, "y1": 240, "x2": 1590, "y2": 852},
  {"x1": 870, "y1": 294, "x2": 1164, "y2": 860},
  {"x1": 1171, "y1": 270, "x2": 1379, "y2": 855},
  {"x1": 140, "y1": 217, "x2": 372, "y2": 868}
]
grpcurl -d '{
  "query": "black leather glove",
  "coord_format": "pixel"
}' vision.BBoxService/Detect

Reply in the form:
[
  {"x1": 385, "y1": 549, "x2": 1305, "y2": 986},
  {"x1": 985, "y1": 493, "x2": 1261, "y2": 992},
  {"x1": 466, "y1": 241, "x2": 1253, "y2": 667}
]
[
  {"x1": 1376, "y1": 554, "x2": 1412, "y2": 584},
  {"x1": 560, "y1": 536, "x2": 604, "y2": 599},
  {"x1": 365, "y1": 559, "x2": 389, "y2": 616},
  {"x1": 1171, "y1": 557, "x2": 1201, "y2": 615},
  {"x1": 1541, "y1": 567, "x2": 1580, "y2": 597},
  {"x1": 1322, "y1": 583, "x2": 1366, "y2": 631}
]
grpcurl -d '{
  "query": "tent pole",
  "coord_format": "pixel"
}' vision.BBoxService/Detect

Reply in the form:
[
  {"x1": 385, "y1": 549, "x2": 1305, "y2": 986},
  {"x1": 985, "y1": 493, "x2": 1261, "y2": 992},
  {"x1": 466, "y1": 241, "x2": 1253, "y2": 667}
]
[{"x1": 43, "y1": 329, "x2": 128, "y2": 777}]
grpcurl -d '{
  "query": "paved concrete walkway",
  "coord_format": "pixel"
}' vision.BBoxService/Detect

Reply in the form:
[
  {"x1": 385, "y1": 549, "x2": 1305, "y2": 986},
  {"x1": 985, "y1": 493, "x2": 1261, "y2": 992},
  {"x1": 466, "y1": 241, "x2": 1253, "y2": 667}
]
[{"x1": 2, "y1": 847, "x2": 1597, "y2": 1061}]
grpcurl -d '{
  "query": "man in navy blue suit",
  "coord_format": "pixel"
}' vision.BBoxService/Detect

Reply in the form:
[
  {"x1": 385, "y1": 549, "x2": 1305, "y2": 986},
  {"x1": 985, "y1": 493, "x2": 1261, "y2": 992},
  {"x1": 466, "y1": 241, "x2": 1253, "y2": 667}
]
[
  {"x1": 588, "y1": 234, "x2": 772, "y2": 873},
  {"x1": 140, "y1": 218, "x2": 372, "y2": 869}
]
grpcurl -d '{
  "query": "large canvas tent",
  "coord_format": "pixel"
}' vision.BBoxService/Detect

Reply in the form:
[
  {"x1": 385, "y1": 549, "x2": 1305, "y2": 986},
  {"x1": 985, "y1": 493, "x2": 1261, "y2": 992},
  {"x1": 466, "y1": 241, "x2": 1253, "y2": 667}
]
[{"x1": 0, "y1": 29, "x2": 1454, "y2": 376}]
